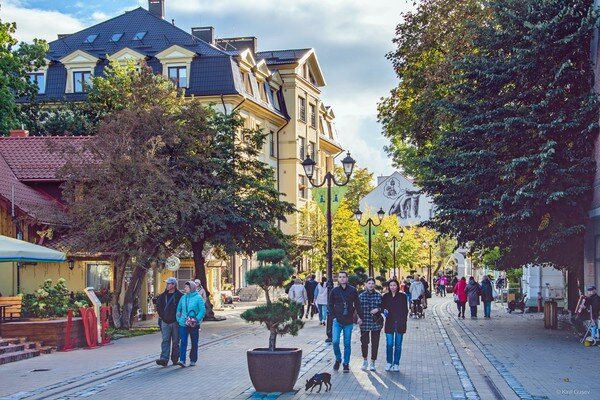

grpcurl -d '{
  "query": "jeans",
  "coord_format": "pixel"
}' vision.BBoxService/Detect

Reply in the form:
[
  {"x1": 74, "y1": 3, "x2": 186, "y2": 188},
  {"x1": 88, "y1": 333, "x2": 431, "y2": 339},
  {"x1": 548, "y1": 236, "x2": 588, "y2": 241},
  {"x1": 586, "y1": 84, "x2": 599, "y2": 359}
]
[
  {"x1": 483, "y1": 301, "x2": 492, "y2": 317},
  {"x1": 332, "y1": 319, "x2": 354, "y2": 365},
  {"x1": 386, "y1": 332, "x2": 404, "y2": 365},
  {"x1": 317, "y1": 304, "x2": 327, "y2": 322},
  {"x1": 306, "y1": 301, "x2": 316, "y2": 318},
  {"x1": 470, "y1": 305, "x2": 478, "y2": 317},
  {"x1": 439, "y1": 285, "x2": 446, "y2": 296},
  {"x1": 159, "y1": 320, "x2": 180, "y2": 362},
  {"x1": 406, "y1": 292, "x2": 412, "y2": 304},
  {"x1": 360, "y1": 330, "x2": 381, "y2": 360},
  {"x1": 456, "y1": 301, "x2": 466, "y2": 317},
  {"x1": 179, "y1": 325, "x2": 200, "y2": 363}
]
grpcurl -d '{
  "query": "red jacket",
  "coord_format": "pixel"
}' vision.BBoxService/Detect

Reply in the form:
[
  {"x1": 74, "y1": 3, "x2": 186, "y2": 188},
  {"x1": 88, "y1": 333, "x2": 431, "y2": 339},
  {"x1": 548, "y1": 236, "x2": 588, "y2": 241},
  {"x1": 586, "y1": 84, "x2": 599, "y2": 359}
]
[{"x1": 454, "y1": 280, "x2": 468, "y2": 302}]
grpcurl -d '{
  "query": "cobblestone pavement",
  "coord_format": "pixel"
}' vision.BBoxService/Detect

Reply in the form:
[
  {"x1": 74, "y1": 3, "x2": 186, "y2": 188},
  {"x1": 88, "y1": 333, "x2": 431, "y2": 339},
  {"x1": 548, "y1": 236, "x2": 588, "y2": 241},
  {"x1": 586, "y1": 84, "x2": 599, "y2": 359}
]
[{"x1": 0, "y1": 297, "x2": 597, "y2": 399}]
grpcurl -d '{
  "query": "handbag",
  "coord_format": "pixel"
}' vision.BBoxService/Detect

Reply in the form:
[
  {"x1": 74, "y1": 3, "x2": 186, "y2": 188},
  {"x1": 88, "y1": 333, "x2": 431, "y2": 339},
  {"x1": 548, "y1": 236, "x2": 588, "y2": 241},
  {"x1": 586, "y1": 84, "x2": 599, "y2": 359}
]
[
  {"x1": 425, "y1": 289, "x2": 432, "y2": 299},
  {"x1": 453, "y1": 293, "x2": 460, "y2": 303},
  {"x1": 184, "y1": 297, "x2": 198, "y2": 328}
]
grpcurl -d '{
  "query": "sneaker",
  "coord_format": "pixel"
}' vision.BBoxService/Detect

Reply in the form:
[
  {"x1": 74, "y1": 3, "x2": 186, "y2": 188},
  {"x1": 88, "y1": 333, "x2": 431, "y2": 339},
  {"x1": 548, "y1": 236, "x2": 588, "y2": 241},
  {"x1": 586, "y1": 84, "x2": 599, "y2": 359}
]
[
  {"x1": 155, "y1": 359, "x2": 168, "y2": 367},
  {"x1": 462, "y1": 315, "x2": 465, "y2": 319},
  {"x1": 189, "y1": 361, "x2": 196, "y2": 366},
  {"x1": 391, "y1": 364, "x2": 400, "y2": 372},
  {"x1": 325, "y1": 338, "x2": 332, "y2": 343},
  {"x1": 385, "y1": 363, "x2": 392, "y2": 371},
  {"x1": 369, "y1": 361, "x2": 376, "y2": 371},
  {"x1": 333, "y1": 360, "x2": 341, "y2": 371},
  {"x1": 361, "y1": 360, "x2": 369, "y2": 370},
  {"x1": 343, "y1": 364, "x2": 350, "y2": 373},
  {"x1": 177, "y1": 361, "x2": 186, "y2": 368}
]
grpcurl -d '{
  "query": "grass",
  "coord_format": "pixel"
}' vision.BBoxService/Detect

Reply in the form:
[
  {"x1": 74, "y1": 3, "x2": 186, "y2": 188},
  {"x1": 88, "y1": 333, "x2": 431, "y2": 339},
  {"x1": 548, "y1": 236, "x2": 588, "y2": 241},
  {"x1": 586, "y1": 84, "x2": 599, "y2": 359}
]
[{"x1": 107, "y1": 326, "x2": 160, "y2": 340}]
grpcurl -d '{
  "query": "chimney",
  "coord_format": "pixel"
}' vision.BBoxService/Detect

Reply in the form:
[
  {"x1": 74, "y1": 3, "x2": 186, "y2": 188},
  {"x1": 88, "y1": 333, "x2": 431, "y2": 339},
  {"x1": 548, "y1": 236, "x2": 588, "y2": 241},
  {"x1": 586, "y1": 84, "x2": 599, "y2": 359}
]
[
  {"x1": 148, "y1": 0, "x2": 165, "y2": 19},
  {"x1": 57, "y1": 34, "x2": 71, "y2": 40},
  {"x1": 191, "y1": 27, "x2": 215, "y2": 45},
  {"x1": 9, "y1": 129, "x2": 29, "y2": 138},
  {"x1": 215, "y1": 37, "x2": 258, "y2": 54}
]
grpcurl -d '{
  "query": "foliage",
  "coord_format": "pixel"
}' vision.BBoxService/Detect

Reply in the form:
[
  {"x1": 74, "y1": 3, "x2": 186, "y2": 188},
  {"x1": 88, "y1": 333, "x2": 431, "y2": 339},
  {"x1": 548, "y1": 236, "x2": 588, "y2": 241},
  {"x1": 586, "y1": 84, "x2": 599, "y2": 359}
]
[
  {"x1": 245, "y1": 262, "x2": 294, "y2": 305},
  {"x1": 107, "y1": 326, "x2": 160, "y2": 340},
  {"x1": 256, "y1": 249, "x2": 287, "y2": 265},
  {"x1": 348, "y1": 266, "x2": 368, "y2": 289},
  {"x1": 0, "y1": 17, "x2": 48, "y2": 135},
  {"x1": 334, "y1": 166, "x2": 375, "y2": 212},
  {"x1": 20, "y1": 279, "x2": 91, "y2": 318},
  {"x1": 19, "y1": 101, "x2": 99, "y2": 136},
  {"x1": 298, "y1": 201, "x2": 327, "y2": 272},
  {"x1": 381, "y1": 0, "x2": 598, "y2": 270},
  {"x1": 331, "y1": 200, "x2": 368, "y2": 271},
  {"x1": 506, "y1": 268, "x2": 523, "y2": 285}
]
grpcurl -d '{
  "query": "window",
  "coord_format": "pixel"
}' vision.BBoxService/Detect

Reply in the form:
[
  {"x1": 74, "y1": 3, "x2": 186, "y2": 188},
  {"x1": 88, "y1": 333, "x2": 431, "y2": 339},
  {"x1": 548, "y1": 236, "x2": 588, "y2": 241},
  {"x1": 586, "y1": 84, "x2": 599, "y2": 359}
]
[
  {"x1": 258, "y1": 82, "x2": 267, "y2": 102},
  {"x1": 319, "y1": 117, "x2": 326, "y2": 135},
  {"x1": 271, "y1": 88, "x2": 280, "y2": 110},
  {"x1": 309, "y1": 104, "x2": 316, "y2": 128},
  {"x1": 174, "y1": 267, "x2": 193, "y2": 291},
  {"x1": 243, "y1": 73, "x2": 253, "y2": 95},
  {"x1": 86, "y1": 263, "x2": 111, "y2": 290},
  {"x1": 29, "y1": 73, "x2": 45, "y2": 94},
  {"x1": 327, "y1": 121, "x2": 334, "y2": 138},
  {"x1": 84, "y1": 34, "x2": 98, "y2": 44},
  {"x1": 168, "y1": 66, "x2": 187, "y2": 88},
  {"x1": 269, "y1": 131, "x2": 276, "y2": 157},
  {"x1": 110, "y1": 33, "x2": 123, "y2": 42},
  {"x1": 298, "y1": 96, "x2": 306, "y2": 122},
  {"x1": 298, "y1": 175, "x2": 307, "y2": 199},
  {"x1": 73, "y1": 71, "x2": 92, "y2": 93},
  {"x1": 133, "y1": 31, "x2": 147, "y2": 41},
  {"x1": 299, "y1": 137, "x2": 306, "y2": 160},
  {"x1": 309, "y1": 141, "x2": 316, "y2": 161}
]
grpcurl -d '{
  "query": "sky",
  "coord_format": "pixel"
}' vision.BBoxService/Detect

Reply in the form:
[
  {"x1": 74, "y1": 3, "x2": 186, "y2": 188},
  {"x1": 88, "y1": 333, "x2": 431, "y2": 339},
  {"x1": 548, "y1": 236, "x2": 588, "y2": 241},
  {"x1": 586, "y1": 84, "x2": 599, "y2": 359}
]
[{"x1": 1, "y1": 0, "x2": 414, "y2": 178}]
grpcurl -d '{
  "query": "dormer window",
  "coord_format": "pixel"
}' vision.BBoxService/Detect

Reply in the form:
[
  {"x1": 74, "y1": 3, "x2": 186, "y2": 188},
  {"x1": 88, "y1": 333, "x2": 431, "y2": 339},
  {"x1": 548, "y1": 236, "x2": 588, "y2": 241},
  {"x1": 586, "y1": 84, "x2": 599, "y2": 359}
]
[
  {"x1": 243, "y1": 73, "x2": 253, "y2": 96},
  {"x1": 271, "y1": 88, "x2": 280, "y2": 110},
  {"x1": 111, "y1": 33, "x2": 123, "y2": 42},
  {"x1": 28, "y1": 73, "x2": 45, "y2": 94},
  {"x1": 73, "y1": 71, "x2": 92, "y2": 93},
  {"x1": 84, "y1": 34, "x2": 98, "y2": 44},
  {"x1": 168, "y1": 66, "x2": 187, "y2": 88},
  {"x1": 133, "y1": 31, "x2": 147, "y2": 41},
  {"x1": 258, "y1": 82, "x2": 267, "y2": 102}
]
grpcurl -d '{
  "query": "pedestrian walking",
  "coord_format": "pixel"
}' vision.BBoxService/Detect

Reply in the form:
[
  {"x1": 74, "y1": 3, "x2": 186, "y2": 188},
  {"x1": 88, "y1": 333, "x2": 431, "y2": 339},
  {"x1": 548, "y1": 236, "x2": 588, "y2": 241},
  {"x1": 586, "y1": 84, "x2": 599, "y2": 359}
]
[
  {"x1": 438, "y1": 275, "x2": 447, "y2": 297},
  {"x1": 465, "y1": 276, "x2": 481, "y2": 318},
  {"x1": 358, "y1": 278, "x2": 383, "y2": 371},
  {"x1": 305, "y1": 274, "x2": 318, "y2": 319},
  {"x1": 409, "y1": 276, "x2": 425, "y2": 313},
  {"x1": 403, "y1": 276, "x2": 412, "y2": 304},
  {"x1": 288, "y1": 278, "x2": 308, "y2": 319},
  {"x1": 176, "y1": 280, "x2": 206, "y2": 367},
  {"x1": 381, "y1": 278, "x2": 408, "y2": 372},
  {"x1": 194, "y1": 279, "x2": 208, "y2": 303},
  {"x1": 453, "y1": 277, "x2": 467, "y2": 319},
  {"x1": 481, "y1": 275, "x2": 494, "y2": 318},
  {"x1": 419, "y1": 276, "x2": 429, "y2": 309},
  {"x1": 329, "y1": 271, "x2": 363, "y2": 373},
  {"x1": 314, "y1": 277, "x2": 329, "y2": 326},
  {"x1": 155, "y1": 277, "x2": 183, "y2": 366}
]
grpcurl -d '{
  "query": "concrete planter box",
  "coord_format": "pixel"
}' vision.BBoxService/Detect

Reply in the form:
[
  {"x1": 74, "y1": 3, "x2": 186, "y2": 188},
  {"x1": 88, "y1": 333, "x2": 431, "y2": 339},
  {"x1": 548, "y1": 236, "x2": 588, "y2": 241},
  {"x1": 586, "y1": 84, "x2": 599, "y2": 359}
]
[{"x1": 0, "y1": 317, "x2": 86, "y2": 349}]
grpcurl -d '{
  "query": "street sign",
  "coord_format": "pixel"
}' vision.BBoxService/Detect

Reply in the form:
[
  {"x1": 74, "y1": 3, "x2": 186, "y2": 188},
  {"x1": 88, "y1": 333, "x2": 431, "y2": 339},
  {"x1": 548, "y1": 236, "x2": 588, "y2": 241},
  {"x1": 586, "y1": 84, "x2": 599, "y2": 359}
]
[
  {"x1": 166, "y1": 255, "x2": 181, "y2": 271},
  {"x1": 312, "y1": 186, "x2": 348, "y2": 216}
]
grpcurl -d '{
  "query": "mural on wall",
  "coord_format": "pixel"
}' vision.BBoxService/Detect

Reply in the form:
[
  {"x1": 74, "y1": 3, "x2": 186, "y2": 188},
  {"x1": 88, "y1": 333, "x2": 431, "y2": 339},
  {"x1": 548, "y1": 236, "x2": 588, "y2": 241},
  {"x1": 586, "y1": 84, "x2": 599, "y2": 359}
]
[{"x1": 383, "y1": 177, "x2": 421, "y2": 219}]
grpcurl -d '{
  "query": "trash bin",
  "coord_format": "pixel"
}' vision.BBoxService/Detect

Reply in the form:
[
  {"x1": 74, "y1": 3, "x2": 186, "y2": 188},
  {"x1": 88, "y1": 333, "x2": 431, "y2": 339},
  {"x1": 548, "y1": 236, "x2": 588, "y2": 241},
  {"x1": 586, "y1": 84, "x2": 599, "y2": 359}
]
[{"x1": 544, "y1": 301, "x2": 558, "y2": 329}]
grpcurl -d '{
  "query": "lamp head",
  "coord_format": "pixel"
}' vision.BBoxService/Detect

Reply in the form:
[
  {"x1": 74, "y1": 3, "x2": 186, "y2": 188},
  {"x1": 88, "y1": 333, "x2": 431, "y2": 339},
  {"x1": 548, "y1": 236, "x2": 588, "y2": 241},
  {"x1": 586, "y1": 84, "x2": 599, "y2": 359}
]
[
  {"x1": 377, "y1": 207, "x2": 385, "y2": 221},
  {"x1": 353, "y1": 208, "x2": 363, "y2": 222},
  {"x1": 301, "y1": 156, "x2": 316, "y2": 180},
  {"x1": 341, "y1": 152, "x2": 356, "y2": 177}
]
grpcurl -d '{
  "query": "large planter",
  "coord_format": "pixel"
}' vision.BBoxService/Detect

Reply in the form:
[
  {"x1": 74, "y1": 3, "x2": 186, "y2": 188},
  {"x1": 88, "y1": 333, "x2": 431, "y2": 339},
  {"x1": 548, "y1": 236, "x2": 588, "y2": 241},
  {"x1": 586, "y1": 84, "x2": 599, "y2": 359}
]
[
  {"x1": 247, "y1": 348, "x2": 302, "y2": 392},
  {"x1": 0, "y1": 318, "x2": 86, "y2": 349}
]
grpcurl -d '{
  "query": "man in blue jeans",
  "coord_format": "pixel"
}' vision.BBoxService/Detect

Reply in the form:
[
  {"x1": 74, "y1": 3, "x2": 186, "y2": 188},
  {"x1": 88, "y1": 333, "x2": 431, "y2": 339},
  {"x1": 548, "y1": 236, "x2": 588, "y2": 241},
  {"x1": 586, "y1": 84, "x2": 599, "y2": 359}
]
[
  {"x1": 155, "y1": 277, "x2": 183, "y2": 366},
  {"x1": 328, "y1": 271, "x2": 363, "y2": 373}
]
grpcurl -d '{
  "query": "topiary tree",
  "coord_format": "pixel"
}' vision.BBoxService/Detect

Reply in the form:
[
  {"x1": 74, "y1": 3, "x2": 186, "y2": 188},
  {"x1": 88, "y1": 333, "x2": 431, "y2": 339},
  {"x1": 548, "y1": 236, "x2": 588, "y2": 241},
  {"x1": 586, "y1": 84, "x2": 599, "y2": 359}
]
[{"x1": 241, "y1": 252, "x2": 304, "y2": 351}]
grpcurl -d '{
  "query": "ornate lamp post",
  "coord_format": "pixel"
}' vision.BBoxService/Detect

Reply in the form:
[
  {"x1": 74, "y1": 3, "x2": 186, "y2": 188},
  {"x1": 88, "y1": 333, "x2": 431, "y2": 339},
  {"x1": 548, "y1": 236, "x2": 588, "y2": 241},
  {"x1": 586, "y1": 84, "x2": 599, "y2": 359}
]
[
  {"x1": 384, "y1": 228, "x2": 404, "y2": 278},
  {"x1": 301, "y1": 151, "x2": 356, "y2": 341},
  {"x1": 354, "y1": 207, "x2": 385, "y2": 277}
]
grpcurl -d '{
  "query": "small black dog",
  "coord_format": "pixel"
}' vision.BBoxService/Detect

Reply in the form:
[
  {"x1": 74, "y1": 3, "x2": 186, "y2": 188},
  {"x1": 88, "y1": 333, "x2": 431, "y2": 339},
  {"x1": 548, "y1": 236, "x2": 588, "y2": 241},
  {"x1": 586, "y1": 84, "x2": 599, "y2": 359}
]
[{"x1": 305, "y1": 373, "x2": 332, "y2": 393}]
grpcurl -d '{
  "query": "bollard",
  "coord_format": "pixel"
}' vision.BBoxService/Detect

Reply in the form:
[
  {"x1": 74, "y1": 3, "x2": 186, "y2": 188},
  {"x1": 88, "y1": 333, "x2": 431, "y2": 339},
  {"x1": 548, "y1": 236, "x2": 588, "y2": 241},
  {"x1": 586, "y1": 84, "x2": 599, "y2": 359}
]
[
  {"x1": 544, "y1": 301, "x2": 558, "y2": 329},
  {"x1": 59, "y1": 309, "x2": 77, "y2": 351},
  {"x1": 100, "y1": 306, "x2": 112, "y2": 345}
]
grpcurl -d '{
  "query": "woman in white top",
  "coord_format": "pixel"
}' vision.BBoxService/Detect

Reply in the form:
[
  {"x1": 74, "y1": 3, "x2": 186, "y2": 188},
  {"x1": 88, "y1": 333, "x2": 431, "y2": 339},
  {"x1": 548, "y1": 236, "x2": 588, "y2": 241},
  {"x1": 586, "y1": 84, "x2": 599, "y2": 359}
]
[
  {"x1": 314, "y1": 277, "x2": 329, "y2": 326},
  {"x1": 288, "y1": 278, "x2": 308, "y2": 319}
]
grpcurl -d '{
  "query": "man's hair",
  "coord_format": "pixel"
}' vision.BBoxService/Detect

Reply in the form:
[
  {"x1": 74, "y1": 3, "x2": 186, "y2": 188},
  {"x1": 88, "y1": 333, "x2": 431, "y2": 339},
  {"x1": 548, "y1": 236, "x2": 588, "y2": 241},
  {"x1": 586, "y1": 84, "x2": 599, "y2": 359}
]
[
  {"x1": 365, "y1": 277, "x2": 376, "y2": 284},
  {"x1": 311, "y1": 274, "x2": 316, "y2": 279},
  {"x1": 321, "y1": 276, "x2": 327, "y2": 283},
  {"x1": 338, "y1": 271, "x2": 348, "y2": 277}
]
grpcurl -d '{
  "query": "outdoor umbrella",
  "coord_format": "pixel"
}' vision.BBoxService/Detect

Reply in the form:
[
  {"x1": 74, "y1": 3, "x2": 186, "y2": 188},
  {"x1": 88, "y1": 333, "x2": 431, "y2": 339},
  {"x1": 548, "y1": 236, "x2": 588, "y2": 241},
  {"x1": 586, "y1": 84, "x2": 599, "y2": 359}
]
[{"x1": 0, "y1": 235, "x2": 66, "y2": 263}]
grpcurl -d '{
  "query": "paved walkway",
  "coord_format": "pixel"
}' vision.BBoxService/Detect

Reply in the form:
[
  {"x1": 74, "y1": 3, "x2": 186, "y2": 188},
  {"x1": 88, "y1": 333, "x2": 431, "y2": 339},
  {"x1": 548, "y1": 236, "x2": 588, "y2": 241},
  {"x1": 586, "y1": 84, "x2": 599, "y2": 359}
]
[{"x1": 0, "y1": 297, "x2": 597, "y2": 399}]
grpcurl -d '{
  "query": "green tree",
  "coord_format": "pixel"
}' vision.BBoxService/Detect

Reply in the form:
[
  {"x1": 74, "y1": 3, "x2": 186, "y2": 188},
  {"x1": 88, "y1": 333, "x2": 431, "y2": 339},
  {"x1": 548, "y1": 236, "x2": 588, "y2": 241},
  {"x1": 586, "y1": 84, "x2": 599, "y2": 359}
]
[
  {"x1": 298, "y1": 201, "x2": 326, "y2": 272},
  {"x1": 335, "y1": 166, "x2": 375, "y2": 212},
  {"x1": 0, "y1": 18, "x2": 48, "y2": 134},
  {"x1": 331, "y1": 200, "x2": 368, "y2": 271}
]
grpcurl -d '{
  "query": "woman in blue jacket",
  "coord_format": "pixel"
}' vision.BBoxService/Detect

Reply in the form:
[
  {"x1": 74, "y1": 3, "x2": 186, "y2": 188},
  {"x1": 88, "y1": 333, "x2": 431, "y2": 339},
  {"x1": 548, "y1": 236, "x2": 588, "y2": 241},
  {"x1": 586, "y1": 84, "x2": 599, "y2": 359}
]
[{"x1": 176, "y1": 280, "x2": 206, "y2": 367}]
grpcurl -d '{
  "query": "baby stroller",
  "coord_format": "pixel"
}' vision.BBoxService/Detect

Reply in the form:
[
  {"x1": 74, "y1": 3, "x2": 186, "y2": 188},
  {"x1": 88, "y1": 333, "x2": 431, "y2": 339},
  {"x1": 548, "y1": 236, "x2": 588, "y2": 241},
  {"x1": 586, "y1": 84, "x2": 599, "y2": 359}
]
[{"x1": 410, "y1": 297, "x2": 425, "y2": 318}]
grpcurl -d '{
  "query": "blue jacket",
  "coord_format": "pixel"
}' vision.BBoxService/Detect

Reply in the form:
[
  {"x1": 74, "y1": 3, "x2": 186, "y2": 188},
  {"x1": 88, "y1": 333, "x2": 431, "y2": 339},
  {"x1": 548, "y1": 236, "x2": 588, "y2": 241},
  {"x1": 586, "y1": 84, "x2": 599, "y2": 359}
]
[{"x1": 176, "y1": 290, "x2": 206, "y2": 327}]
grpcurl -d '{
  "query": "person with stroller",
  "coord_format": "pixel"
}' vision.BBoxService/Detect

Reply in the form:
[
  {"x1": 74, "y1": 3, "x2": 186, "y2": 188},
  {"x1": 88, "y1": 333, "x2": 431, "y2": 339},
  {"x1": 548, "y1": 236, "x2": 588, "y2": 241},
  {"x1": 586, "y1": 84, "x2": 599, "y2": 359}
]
[
  {"x1": 359, "y1": 278, "x2": 383, "y2": 371},
  {"x1": 465, "y1": 276, "x2": 482, "y2": 318},
  {"x1": 409, "y1": 276, "x2": 425, "y2": 317},
  {"x1": 381, "y1": 278, "x2": 409, "y2": 371},
  {"x1": 453, "y1": 277, "x2": 467, "y2": 319}
]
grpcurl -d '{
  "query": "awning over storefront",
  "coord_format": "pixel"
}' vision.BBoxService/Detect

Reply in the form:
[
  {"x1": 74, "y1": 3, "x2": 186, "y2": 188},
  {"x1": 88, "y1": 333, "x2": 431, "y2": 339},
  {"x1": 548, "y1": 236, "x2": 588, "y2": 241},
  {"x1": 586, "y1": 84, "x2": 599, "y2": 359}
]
[{"x1": 0, "y1": 235, "x2": 67, "y2": 263}]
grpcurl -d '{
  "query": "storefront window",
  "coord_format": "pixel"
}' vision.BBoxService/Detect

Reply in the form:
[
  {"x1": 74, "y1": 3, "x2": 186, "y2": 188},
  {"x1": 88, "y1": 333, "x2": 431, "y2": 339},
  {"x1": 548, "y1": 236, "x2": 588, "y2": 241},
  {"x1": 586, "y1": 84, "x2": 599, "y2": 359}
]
[{"x1": 86, "y1": 263, "x2": 111, "y2": 290}]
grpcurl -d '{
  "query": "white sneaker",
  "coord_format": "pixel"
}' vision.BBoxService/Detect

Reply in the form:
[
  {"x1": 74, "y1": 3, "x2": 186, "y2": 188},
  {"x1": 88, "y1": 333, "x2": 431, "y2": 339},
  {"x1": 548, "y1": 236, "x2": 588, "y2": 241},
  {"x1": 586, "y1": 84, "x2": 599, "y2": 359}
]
[
  {"x1": 391, "y1": 364, "x2": 399, "y2": 372},
  {"x1": 361, "y1": 360, "x2": 369, "y2": 370},
  {"x1": 369, "y1": 361, "x2": 376, "y2": 371},
  {"x1": 385, "y1": 363, "x2": 392, "y2": 371},
  {"x1": 189, "y1": 361, "x2": 196, "y2": 366}
]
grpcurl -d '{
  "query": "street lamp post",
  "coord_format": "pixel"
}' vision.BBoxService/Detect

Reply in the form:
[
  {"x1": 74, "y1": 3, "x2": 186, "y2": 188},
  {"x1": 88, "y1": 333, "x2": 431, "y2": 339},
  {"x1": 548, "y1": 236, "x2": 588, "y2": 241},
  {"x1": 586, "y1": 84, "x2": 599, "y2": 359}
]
[
  {"x1": 422, "y1": 240, "x2": 433, "y2": 289},
  {"x1": 302, "y1": 151, "x2": 356, "y2": 341},
  {"x1": 354, "y1": 207, "x2": 385, "y2": 277},
  {"x1": 384, "y1": 228, "x2": 404, "y2": 278}
]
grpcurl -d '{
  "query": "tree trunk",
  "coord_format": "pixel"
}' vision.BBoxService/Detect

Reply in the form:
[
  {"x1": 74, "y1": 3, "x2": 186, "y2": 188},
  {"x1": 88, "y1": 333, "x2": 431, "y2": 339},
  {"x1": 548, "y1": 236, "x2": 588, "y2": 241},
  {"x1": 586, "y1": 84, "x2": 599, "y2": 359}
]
[
  {"x1": 120, "y1": 263, "x2": 146, "y2": 329},
  {"x1": 269, "y1": 327, "x2": 277, "y2": 351},
  {"x1": 110, "y1": 255, "x2": 127, "y2": 328},
  {"x1": 192, "y1": 239, "x2": 216, "y2": 320},
  {"x1": 262, "y1": 286, "x2": 271, "y2": 306}
]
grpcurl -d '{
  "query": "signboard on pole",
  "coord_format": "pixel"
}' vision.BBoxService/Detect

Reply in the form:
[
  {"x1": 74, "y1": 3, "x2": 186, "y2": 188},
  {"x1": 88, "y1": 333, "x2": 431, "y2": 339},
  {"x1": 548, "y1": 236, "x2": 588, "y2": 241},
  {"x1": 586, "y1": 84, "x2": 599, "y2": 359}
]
[{"x1": 312, "y1": 186, "x2": 348, "y2": 216}]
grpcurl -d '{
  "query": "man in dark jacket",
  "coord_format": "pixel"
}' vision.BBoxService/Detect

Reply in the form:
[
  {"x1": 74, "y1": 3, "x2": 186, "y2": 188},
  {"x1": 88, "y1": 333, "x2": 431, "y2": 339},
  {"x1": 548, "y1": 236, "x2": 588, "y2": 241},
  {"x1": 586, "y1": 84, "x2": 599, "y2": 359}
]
[
  {"x1": 155, "y1": 277, "x2": 183, "y2": 366},
  {"x1": 481, "y1": 275, "x2": 494, "y2": 318},
  {"x1": 328, "y1": 271, "x2": 363, "y2": 373},
  {"x1": 304, "y1": 274, "x2": 318, "y2": 319}
]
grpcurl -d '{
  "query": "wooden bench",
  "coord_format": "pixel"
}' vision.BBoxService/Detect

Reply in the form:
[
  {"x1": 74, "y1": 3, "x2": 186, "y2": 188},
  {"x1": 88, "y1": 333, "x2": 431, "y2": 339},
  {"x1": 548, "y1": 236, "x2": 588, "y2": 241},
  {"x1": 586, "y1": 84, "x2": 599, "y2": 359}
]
[{"x1": 0, "y1": 296, "x2": 22, "y2": 322}]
